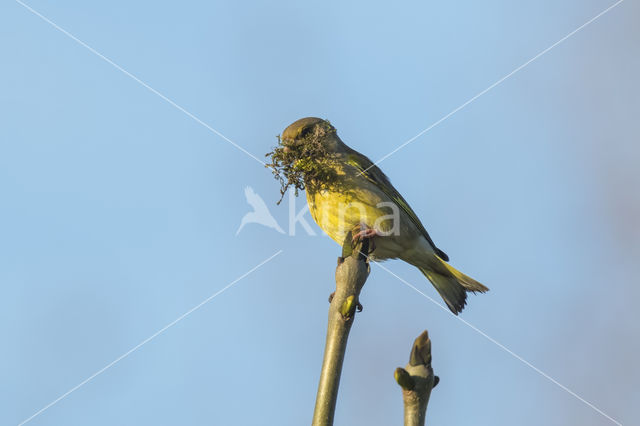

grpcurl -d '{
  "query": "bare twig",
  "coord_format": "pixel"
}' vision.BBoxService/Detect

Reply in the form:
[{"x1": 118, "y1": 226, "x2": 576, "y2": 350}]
[
  {"x1": 395, "y1": 331, "x2": 439, "y2": 426},
  {"x1": 312, "y1": 234, "x2": 370, "y2": 426}
]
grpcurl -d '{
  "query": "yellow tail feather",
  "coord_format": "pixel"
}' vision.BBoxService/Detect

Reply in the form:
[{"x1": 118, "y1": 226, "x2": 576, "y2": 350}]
[
  {"x1": 440, "y1": 260, "x2": 489, "y2": 293},
  {"x1": 418, "y1": 256, "x2": 488, "y2": 314}
]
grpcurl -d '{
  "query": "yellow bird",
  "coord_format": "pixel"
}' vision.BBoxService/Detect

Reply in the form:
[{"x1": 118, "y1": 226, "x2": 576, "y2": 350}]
[{"x1": 276, "y1": 117, "x2": 488, "y2": 314}]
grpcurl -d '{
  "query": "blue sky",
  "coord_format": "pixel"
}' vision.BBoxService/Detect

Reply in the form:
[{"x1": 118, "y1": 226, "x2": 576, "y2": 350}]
[{"x1": 1, "y1": 1, "x2": 638, "y2": 425}]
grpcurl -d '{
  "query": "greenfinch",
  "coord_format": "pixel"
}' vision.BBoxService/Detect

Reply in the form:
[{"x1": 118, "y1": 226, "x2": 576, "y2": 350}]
[{"x1": 277, "y1": 117, "x2": 488, "y2": 314}]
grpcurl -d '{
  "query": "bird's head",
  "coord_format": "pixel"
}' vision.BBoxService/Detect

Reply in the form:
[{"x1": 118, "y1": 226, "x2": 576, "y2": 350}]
[
  {"x1": 266, "y1": 117, "x2": 342, "y2": 203},
  {"x1": 280, "y1": 117, "x2": 339, "y2": 152}
]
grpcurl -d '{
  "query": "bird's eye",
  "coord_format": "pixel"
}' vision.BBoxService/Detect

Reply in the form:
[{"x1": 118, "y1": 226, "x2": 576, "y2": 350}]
[{"x1": 298, "y1": 125, "x2": 313, "y2": 139}]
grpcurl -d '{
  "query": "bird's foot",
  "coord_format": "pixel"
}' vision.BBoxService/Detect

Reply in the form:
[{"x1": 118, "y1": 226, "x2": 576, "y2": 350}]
[
  {"x1": 352, "y1": 224, "x2": 378, "y2": 240},
  {"x1": 351, "y1": 223, "x2": 377, "y2": 254}
]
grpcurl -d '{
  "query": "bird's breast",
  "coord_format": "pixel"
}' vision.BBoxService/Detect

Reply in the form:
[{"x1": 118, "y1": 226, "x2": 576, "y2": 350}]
[{"x1": 306, "y1": 185, "x2": 394, "y2": 245}]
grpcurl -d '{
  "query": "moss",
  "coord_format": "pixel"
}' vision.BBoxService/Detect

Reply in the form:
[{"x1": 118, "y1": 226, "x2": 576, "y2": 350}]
[{"x1": 265, "y1": 121, "x2": 341, "y2": 204}]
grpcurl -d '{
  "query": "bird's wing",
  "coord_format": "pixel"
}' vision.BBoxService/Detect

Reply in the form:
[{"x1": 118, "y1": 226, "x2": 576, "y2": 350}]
[{"x1": 345, "y1": 151, "x2": 449, "y2": 261}]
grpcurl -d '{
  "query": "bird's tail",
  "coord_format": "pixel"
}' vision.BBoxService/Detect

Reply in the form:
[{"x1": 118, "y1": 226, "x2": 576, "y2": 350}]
[{"x1": 418, "y1": 256, "x2": 488, "y2": 315}]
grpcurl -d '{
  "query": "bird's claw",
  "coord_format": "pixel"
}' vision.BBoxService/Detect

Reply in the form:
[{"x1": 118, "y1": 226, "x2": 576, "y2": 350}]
[
  {"x1": 351, "y1": 223, "x2": 377, "y2": 254},
  {"x1": 351, "y1": 224, "x2": 378, "y2": 241}
]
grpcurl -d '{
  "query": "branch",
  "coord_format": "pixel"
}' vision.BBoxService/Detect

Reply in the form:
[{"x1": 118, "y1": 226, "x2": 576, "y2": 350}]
[
  {"x1": 312, "y1": 233, "x2": 370, "y2": 426},
  {"x1": 395, "y1": 331, "x2": 439, "y2": 426}
]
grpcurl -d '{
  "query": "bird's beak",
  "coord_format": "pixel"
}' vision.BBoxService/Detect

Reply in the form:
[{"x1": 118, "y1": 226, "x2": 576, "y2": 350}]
[{"x1": 281, "y1": 137, "x2": 296, "y2": 152}]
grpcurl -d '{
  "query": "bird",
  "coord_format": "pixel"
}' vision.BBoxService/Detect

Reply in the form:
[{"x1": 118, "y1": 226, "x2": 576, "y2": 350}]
[
  {"x1": 236, "y1": 186, "x2": 285, "y2": 235},
  {"x1": 278, "y1": 117, "x2": 488, "y2": 314}
]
